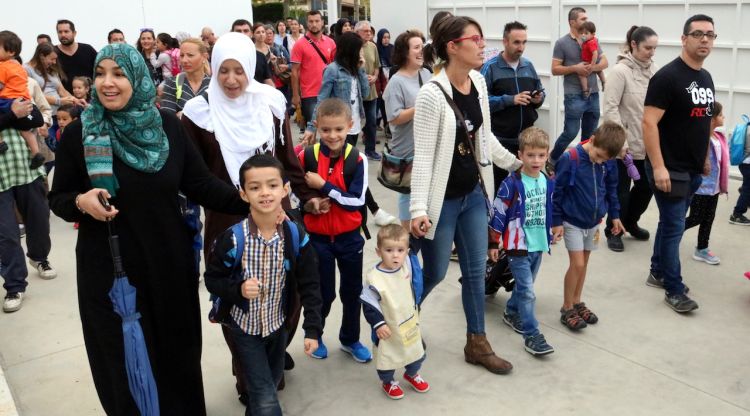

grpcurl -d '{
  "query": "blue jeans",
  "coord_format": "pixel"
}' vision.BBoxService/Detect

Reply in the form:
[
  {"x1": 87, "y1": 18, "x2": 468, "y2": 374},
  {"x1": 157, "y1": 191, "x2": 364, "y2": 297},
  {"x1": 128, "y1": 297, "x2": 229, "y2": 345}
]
[
  {"x1": 362, "y1": 99, "x2": 377, "y2": 153},
  {"x1": 645, "y1": 161, "x2": 702, "y2": 296},
  {"x1": 377, "y1": 353, "x2": 426, "y2": 383},
  {"x1": 227, "y1": 323, "x2": 287, "y2": 416},
  {"x1": 550, "y1": 93, "x2": 600, "y2": 162},
  {"x1": 421, "y1": 185, "x2": 488, "y2": 334},
  {"x1": 733, "y1": 163, "x2": 750, "y2": 216},
  {"x1": 309, "y1": 230, "x2": 365, "y2": 346},
  {"x1": 505, "y1": 252, "x2": 543, "y2": 338}
]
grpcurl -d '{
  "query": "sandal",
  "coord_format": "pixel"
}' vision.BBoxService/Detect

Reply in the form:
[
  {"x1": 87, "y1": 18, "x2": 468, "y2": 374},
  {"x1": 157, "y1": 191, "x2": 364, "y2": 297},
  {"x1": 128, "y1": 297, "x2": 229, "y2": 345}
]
[
  {"x1": 560, "y1": 308, "x2": 587, "y2": 330},
  {"x1": 574, "y1": 302, "x2": 598, "y2": 324}
]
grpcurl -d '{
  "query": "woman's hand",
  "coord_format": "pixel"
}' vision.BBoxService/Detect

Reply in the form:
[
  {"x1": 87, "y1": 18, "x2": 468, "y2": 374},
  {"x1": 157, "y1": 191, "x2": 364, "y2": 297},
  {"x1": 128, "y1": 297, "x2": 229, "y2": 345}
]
[
  {"x1": 410, "y1": 216, "x2": 431, "y2": 237},
  {"x1": 77, "y1": 189, "x2": 119, "y2": 221}
]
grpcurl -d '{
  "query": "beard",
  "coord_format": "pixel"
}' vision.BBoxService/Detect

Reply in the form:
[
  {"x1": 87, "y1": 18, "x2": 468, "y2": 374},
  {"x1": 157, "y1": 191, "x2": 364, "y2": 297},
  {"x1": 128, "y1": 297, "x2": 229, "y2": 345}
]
[
  {"x1": 59, "y1": 37, "x2": 73, "y2": 46},
  {"x1": 309, "y1": 27, "x2": 321, "y2": 35}
]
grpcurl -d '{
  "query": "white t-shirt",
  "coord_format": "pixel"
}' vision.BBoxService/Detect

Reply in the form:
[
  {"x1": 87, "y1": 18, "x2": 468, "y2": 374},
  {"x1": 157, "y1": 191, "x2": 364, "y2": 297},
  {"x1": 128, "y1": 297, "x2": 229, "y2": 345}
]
[{"x1": 349, "y1": 75, "x2": 362, "y2": 135}]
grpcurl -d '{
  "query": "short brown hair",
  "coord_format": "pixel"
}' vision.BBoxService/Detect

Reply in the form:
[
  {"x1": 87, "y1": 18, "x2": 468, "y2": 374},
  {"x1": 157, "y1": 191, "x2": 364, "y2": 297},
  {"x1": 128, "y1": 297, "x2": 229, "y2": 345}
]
[
  {"x1": 591, "y1": 122, "x2": 627, "y2": 158},
  {"x1": 316, "y1": 98, "x2": 352, "y2": 121},
  {"x1": 0, "y1": 31, "x2": 22, "y2": 57},
  {"x1": 376, "y1": 224, "x2": 409, "y2": 248},
  {"x1": 518, "y1": 127, "x2": 549, "y2": 151},
  {"x1": 712, "y1": 101, "x2": 723, "y2": 118}
]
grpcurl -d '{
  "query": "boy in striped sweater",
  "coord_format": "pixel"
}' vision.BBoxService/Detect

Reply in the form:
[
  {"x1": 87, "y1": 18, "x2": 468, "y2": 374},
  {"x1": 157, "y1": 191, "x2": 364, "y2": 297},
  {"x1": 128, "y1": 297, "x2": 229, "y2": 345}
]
[{"x1": 489, "y1": 127, "x2": 559, "y2": 356}]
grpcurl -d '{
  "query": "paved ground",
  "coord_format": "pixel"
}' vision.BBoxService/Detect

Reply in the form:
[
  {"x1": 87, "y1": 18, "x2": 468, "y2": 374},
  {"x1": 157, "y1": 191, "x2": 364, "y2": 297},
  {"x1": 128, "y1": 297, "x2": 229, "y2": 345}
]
[{"x1": 1, "y1": 149, "x2": 750, "y2": 415}]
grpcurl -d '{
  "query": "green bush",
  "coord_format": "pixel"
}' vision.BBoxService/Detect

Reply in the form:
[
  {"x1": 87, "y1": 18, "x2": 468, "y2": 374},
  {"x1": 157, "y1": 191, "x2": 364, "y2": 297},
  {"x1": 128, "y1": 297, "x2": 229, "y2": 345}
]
[{"x1": 253, "y1": 3, "x2": 284, "y2": 23}]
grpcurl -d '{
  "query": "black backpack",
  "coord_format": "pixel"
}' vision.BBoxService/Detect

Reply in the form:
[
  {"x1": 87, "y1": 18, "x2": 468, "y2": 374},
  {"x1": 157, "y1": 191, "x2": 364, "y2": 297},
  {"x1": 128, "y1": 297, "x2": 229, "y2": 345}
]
[{"x1": 458, "y1": 250, "x2": 515, "y2": 295}]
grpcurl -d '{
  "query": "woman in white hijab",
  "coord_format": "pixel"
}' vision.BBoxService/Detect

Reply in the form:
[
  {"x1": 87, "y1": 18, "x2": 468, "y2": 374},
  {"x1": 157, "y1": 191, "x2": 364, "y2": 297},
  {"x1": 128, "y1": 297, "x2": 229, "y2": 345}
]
[{"x1": 181, "y1": 32, "x2": 320, "y2": 403}]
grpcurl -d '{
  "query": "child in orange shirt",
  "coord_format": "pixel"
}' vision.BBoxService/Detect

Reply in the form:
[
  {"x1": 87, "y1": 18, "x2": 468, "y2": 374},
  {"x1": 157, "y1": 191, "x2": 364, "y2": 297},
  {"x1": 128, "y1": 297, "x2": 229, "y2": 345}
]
[{"x1": 0, "y1": 31, "x2": 45, "y2": 169}]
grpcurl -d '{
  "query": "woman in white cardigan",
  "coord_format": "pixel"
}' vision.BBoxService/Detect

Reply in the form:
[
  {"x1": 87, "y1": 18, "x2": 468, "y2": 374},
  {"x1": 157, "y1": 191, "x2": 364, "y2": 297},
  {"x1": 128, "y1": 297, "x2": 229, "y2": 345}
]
[{"x1": 411, "y1": 16, "x2": 521, "y2": 375}]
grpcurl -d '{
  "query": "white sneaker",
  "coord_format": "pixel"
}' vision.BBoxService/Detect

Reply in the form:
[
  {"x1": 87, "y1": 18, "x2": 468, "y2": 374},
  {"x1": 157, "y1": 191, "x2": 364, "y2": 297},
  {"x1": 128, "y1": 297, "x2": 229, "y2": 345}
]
[
  {"x1": 3, "y1": 292, "x2": 24, "y2": 313},
  {"x1": 373, "y1": 209, "x2": 398, "y2": 226},
  {"x1": 29, "y1": 259, "x2": 57, "y2": 280}
]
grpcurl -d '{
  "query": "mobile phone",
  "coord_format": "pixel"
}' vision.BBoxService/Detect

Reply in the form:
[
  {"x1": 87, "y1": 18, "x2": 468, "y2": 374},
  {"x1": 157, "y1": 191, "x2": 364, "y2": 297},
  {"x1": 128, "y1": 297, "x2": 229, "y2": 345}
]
[
  {"x1": 98, "y1": 192, "x2": 112, "y2": 212},
  {"x1": 530, "y1": 89, "x2": 544, "y2": 97}
]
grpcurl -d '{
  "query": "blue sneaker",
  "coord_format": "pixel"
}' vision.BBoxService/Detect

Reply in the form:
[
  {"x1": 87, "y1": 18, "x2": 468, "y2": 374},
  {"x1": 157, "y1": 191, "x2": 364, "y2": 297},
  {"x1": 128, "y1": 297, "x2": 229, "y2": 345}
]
[
  {"x1": 524, "y1": 333, "x2": 554, "y2": 356},
  {"x1": 502, "y1": 312, "x2": 523, "y2": 335},
  {"x1": 311, "y1": 338, "x2": 327, "y2": 359},
  {"x1": 340, "y1": 341, "x2": 372, "y2": 363}
]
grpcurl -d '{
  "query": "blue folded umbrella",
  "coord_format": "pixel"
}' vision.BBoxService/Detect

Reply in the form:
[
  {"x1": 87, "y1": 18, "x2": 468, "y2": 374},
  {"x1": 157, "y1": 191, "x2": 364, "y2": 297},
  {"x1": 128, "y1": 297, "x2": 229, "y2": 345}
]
[{"x1": 106, "y1": 224, "x2": 160, "y2": 416}]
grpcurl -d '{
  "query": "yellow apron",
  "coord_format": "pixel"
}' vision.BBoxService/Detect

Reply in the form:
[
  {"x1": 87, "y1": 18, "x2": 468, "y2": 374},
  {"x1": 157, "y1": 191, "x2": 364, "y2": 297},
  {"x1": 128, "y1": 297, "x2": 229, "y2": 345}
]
[{"x1": 367, "y1": 266, "x2": 425, "y2": 371}]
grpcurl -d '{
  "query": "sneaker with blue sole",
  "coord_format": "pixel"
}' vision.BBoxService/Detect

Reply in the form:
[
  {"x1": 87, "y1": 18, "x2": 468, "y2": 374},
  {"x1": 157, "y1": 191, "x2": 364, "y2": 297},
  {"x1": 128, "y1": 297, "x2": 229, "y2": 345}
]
[
  {"x1": 311, "y1": 338, "x2": 328, "y2": 359},
  {"x1": 340, "y1": 341, "x2": 372, "y2": 363}
]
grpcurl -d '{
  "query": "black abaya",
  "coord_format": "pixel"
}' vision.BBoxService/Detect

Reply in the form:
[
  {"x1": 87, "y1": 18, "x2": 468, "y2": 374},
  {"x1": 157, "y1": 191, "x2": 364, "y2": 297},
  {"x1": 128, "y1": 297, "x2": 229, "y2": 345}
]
[{"x1": 49, "y1": 110, "x2": 247, "y2": 416}]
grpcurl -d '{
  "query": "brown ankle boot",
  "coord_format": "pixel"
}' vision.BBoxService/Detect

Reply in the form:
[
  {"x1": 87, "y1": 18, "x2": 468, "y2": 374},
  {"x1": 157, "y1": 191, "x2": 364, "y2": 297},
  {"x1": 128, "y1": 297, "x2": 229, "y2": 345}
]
[{"x1": 464, "y1": 333, "x2": 513, "y2": 374}]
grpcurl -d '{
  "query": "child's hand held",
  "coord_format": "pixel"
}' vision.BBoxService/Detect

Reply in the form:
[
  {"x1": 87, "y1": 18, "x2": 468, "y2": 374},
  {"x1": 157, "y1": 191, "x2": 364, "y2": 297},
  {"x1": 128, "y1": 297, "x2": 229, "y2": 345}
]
[
  {"x1": 488, "y1": 248, "x2": 499, "y2": 262},
  {"x1": 376, "y1": 325, "x2": 392, "y2": 340}
]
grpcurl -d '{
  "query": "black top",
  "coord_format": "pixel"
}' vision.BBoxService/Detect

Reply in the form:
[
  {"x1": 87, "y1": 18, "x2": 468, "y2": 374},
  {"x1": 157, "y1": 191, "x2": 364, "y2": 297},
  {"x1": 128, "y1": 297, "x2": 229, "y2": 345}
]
[
  {"x1": 644, "y1": 57, "x2": 715, "y2": 173},
  {"x1": 255, "y1": 50, "x2": 272, "y2": 83},
  {"x1": 55, "y1": 43, "x2": 97, "y2": 92},
  {"x1": 445, "y1": 82, "x2": 481, "y2": 199}
]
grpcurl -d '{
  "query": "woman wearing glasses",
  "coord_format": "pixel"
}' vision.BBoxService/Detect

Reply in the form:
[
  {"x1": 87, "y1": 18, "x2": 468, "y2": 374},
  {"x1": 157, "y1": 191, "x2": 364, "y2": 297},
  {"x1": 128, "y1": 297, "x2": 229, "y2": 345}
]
[{"x1": 410, "y1": 16, "x2": 520, "y2": 375}]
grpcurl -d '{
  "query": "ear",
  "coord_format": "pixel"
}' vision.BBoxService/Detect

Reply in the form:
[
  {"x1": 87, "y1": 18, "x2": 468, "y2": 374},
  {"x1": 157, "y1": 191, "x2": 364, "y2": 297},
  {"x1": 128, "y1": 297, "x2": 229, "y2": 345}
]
[
  {"x1": 283, "y1": 181, "x2": 290, "y2": 198},
  {"x1": 347, "y1": 118, "x2": 354, "y2": 130},
  {"x1": 239, "y1": 187, "x2": 250, "y2": 204}
]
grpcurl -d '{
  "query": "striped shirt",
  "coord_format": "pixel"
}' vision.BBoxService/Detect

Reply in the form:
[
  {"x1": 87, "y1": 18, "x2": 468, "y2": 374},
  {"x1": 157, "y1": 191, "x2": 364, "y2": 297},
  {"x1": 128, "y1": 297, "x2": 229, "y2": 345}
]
[
  {"x1": 230, "y1": 218, "x2": 287, "y2": 337},
  {"x1": 160, "y1": 73, "x2": 210, "y2": 114},
  {"x1": 0, "y1": 128, "x2": 45, "y2": 193}
]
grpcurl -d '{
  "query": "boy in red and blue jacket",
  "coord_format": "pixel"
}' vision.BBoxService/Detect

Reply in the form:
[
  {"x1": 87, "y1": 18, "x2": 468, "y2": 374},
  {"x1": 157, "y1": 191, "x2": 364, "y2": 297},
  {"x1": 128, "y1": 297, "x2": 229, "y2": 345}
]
[
  {"x1": 552, "y1": 122, "x2": 626, "y2": 331},
  {"x1": 298, "y1": 98, "x2": 372, "y2": 363},
  {"x1": 489, "y1": 127, "x2": 558, "y2": 356}
]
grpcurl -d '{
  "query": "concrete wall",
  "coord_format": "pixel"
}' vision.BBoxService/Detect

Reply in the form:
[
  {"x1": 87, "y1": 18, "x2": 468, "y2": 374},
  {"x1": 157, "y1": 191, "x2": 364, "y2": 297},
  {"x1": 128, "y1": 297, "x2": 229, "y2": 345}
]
[
  {"x1": 373, "y1": 0, "x2": 750, "y2": 140},
  {"x1": 7, "y1": 0, "x2": 253, "y2": 62}
]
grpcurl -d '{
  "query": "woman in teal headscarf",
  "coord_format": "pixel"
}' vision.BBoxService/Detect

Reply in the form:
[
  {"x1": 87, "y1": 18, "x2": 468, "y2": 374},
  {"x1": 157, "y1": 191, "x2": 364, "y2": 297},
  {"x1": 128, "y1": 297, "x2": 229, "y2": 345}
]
[{"x1": 49, "y1": 43, "x2": 247, "y2": 416}]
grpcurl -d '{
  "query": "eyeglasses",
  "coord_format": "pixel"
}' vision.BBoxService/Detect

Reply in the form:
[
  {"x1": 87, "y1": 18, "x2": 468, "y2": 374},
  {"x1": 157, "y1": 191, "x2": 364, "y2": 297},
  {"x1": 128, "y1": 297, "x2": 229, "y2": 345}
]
[
  {"x1": 450, "y1": 35, "x2": 485, "y2": 45},
  {"x1": 686, "y1": 31, "x2": 717, "y2": 40}
]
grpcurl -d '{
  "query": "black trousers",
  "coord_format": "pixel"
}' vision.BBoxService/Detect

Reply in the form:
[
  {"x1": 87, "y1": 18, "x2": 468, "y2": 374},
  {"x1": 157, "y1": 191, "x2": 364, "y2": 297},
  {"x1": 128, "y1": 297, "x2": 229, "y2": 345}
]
[
  {"x1": 685, "y1": 193, "x2": 718, "y2": 250},
  {"x1": 606, "y1": 158, "x2": 653, "y2": 235}
]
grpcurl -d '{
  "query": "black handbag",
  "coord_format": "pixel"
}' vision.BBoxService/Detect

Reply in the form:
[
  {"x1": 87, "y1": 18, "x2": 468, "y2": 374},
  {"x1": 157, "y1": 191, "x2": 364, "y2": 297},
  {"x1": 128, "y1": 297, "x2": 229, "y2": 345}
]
[{"x1": 667, "y1": 170, "x2": 691, "y2": 199}]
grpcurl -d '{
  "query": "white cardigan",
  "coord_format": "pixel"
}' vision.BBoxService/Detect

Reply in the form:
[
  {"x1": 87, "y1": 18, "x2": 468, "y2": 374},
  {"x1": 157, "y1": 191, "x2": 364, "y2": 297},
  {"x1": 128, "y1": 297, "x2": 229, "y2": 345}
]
[{"x1": 410, "y1": 69, "x2": 521, "y2": 239}]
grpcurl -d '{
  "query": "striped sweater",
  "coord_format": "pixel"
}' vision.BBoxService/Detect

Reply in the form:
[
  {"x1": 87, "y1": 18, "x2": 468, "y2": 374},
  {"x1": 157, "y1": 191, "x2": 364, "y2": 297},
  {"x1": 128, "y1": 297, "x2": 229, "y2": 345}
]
[{"x1": 411, "y1": 68, "x2": 522, "y2": 239}]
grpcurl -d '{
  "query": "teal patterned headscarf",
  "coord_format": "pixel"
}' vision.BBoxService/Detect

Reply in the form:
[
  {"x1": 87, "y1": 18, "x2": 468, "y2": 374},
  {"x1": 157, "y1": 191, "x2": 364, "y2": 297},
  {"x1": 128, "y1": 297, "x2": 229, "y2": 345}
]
[{"x1": 81, "y1": 43, "x2": 169, "y2": 196}]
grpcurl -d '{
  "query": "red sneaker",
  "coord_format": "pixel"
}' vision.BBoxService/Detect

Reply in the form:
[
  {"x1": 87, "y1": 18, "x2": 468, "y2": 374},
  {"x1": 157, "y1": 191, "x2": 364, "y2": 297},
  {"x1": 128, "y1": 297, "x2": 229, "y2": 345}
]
[
  {"x1": 382, "y1": 381, "x2": 404, "y2": 400},
  {"x1": 744, "y1": 271, "x2": 750, "y2": 280},
  {"x1": 73, "y1": 222, "x2": 79, "y2": 230},
  {"x1": 403, "y1": 373, "x2": 430, "y2": 393}
]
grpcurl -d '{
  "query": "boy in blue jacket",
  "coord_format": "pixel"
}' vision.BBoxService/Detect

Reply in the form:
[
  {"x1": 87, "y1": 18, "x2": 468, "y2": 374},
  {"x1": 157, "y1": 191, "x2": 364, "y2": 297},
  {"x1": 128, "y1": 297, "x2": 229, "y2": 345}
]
[
  {"x1": 552, "y1": 122, "x2": 626, "y2": 330},
  {"x1": 489, "y1": 127, "x2": 559, "y2": 355}
]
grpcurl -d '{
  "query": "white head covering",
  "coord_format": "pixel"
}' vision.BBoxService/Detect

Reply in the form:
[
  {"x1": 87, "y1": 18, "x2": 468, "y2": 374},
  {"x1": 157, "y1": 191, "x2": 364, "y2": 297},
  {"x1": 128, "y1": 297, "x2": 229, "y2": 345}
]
[{"x1": 183, "y1": 32, "x2": 287, "y2": 186}]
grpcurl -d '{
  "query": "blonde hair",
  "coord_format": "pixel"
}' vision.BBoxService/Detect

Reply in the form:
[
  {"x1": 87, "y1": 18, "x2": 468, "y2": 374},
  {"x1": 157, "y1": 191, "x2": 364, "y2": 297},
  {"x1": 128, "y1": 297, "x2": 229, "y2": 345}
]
[
  {"x1": 180, "y1": 38, "x2": 210, "y2": 75},
  {"x1": 376, "y1": 224, "x2": 409, "y2": 248},
  {"x1": 518, "y1": 127, "x2": 550, "y2": 151}
]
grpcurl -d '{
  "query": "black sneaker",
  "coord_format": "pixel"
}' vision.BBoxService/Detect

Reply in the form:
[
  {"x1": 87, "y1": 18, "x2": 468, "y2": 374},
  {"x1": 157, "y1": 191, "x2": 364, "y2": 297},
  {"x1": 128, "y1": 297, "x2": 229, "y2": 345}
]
[
  {"x1": 729, "y1": 214, "x2": 750, "y2": 226},
  {"x1": 502, "y1": 312, "x2": 523, "y2": 334},
  {"x1": 607, "y1": 234, "x2": 624, "y2": 252},
  {"x1": 646, "y1": 273, "x2": 690, "y2": 294},
  {"x1": 626, "y1": 224, "x2": 650, "y2": 241},
  {"x1": 284, "y1": 352, "x2": 295, "y2": 370},
  {"x1": 0, "y1": 141, "x2": 8, "y2": 154},
  {"x1": 524, "y1": 333, "x2": 554, "y2": 356},
  {"x1": 664, "y1": 293, "x2": 699, "y2": 313}
]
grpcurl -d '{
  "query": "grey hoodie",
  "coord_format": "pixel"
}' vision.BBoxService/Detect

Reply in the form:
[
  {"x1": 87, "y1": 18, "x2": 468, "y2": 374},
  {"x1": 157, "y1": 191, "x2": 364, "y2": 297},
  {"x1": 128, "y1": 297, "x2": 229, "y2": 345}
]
[{"x1": 602, "y1": 52, "x2": 657, "y2": 160}]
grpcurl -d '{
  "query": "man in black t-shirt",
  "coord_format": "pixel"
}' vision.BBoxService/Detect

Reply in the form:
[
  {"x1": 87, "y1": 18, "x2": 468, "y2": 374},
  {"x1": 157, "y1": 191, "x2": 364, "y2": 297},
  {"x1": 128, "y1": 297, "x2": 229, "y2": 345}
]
[
  {"x1": 54, "y1": 19, "x2": 97, "y2": 93},
  {"x1": 642, "y1": 14, "x2": 716, "y2": 314}
]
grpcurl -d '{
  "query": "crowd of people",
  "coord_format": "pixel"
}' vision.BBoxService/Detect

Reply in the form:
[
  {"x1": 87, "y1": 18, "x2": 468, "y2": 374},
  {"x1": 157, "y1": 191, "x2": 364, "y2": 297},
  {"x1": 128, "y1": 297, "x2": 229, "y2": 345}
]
[{"x1": 0, "y1": 6, "x2": 749, "y2": 416}]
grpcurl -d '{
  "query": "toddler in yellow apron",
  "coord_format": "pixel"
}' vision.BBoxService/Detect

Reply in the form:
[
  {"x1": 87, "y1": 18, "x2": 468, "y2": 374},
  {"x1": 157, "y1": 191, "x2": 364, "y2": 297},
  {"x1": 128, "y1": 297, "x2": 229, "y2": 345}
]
[{"x1": 360, "y1": 225, "x2": 429, "y2": 400}]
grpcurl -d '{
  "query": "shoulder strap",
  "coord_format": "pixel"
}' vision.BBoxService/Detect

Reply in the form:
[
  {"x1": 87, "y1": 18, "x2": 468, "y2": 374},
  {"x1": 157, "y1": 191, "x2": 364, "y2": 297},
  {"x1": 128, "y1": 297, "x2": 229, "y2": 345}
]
[
  {"x1": 175, "y1": 73, "x2": 185, "y2": 101},
  {"x1": 567, "y1": 147, "x2": 579, "y2": 187},
  {"x1": 418, "y1": 70, "x2": 423, "y2": 87},
  {"x1": 304, "y1": 35, "x2": 329, "y2": 64},
  {"x1": 430, "y1": 80, "x2": 491, "y2": 201},
  {"x1": 230, "y1": 220, "x2": 246, "y2": 271}
]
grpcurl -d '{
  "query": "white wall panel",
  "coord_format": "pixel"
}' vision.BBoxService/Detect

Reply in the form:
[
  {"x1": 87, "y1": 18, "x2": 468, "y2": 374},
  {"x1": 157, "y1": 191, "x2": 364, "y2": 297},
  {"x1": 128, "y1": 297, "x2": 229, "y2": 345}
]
[{"x1": 373, "y1": 0, "x2": 750, "y2": 140}]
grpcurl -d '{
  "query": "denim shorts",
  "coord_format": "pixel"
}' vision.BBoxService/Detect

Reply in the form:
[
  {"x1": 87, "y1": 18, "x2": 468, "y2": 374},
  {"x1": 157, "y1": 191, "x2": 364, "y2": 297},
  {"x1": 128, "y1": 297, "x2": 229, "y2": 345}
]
[{"x1": 563, "y1": 221, "x2": 600, "y2": 251}]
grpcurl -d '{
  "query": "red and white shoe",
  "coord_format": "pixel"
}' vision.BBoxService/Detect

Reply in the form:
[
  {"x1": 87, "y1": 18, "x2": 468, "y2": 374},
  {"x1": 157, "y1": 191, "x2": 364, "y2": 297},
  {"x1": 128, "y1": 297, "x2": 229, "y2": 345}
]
[
  {"x1": 403, "y1": 373, "x2": 430, "y2": 393},
  {"x1": 382, "y1": 381, "x2": 404, "y2": 400}
]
